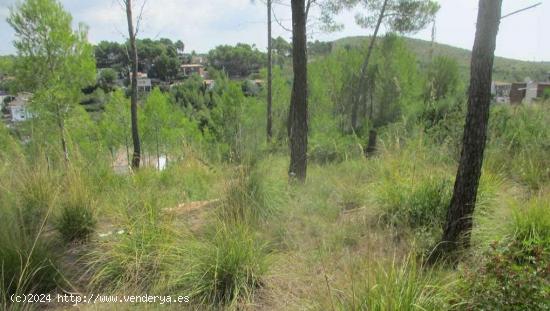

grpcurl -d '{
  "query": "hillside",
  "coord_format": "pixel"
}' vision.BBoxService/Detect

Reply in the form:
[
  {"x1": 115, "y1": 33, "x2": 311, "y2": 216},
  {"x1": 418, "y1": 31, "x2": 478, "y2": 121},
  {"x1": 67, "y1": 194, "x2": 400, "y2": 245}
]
[{"x1": 333, "y1": 36, "x2": 550, "y2": 82}]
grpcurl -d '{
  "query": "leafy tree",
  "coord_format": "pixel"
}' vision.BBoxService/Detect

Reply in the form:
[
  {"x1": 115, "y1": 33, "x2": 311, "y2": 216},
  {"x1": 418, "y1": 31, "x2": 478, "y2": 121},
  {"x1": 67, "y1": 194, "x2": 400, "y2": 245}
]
[
  {"x1": 331, "y1": 0, "x2": 439, "y2": 133},
  {"x1": 308, "y1": 40, "x2": 333, "y2": 56},
  {"x1": 423, "y1": 56, "x2": 460, "y2": 102},
  {"x1": 208, "y1": 44, "x2": 266, "y2": 77},
  {"x1": 98, "y1": 68, "x2": 119, "y2": 93},
  {"x1": 175, "y1": 40, "x2": 185, "y2": 55},
  {"x1": 8, "y1": 0, "x2": 96, "y2": 162},
  {"x1": 100, "y1": 90, "x2": 131, "y2": 163},
  {"x1": 271, "y1": 36, "x2": 292, "y2": 66},
  {"x1": 142, "y1": 88, "x2": 172, "y2": 168},
  {"x1": 95, "y1": 41, "x2": 126, "y2": 70},
  {"x1": 148, "y1": 52, "x2": 179, "y2": 82}
]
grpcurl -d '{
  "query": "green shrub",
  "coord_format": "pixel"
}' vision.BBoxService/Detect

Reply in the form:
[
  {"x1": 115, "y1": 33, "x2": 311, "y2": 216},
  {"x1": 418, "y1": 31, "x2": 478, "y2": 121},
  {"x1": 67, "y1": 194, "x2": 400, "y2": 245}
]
[
  {"x1": 56, "y1": 204, "x2": 96, "y2": 242},
  {"x1": 457, "y1": 196, "x2": 550, "y2": 310},
  {"x1": 168, "y1": 223, "x2": 269, "y2": 306}
]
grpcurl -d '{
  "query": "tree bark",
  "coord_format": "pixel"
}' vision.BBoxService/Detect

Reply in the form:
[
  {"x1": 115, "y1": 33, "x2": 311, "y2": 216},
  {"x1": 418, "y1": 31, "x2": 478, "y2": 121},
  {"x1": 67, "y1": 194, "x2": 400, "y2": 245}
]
[
  {"x1": 351, "y1": 0, "x2": 388, "y2": 132},
  {"x1": 430, "y1": 0, "x2": 502, "y2": 263},
  {"x1": 126, "y1": 0, "x2": 141, "y2": 169},
  {"x1": 266, "y1": 0, "x2": 273, "y2": 143},
  {"x1": 288, "y1": 0, "x2": 308, "y2": 182}
]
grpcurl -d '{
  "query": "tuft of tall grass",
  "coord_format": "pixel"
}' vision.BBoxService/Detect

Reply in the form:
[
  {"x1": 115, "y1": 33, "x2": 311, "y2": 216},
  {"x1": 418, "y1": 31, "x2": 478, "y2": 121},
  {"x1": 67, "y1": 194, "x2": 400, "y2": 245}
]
[
  {"x1": 218, "y1": 162, "x2": 280, "y2": 224},
  {"x1": 55, "y1": 169, "x2": 97, "y2": 242},
  {"x1": 0, "y1": 161, "x2": 61, "y2": 307},
  {"x1": 510, "y1": 195, "x2": 550, "y2": 246},
  {"x1": 336, "y1": 256, "x2": 452, "y2": 311},
  {"x1": 375, "y1": 175, "x2": 452, "y2": 230},
  {"x1": 87, "y1": 197, "x2": 173, "y2": 293},
  {"x1": 166, "y1": 222, "x2": 269, "y2": 307}
]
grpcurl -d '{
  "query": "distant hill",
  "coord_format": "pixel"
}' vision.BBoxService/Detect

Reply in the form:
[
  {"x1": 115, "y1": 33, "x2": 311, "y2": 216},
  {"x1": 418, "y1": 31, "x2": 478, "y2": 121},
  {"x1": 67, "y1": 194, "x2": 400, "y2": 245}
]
[{"x1": 333, "y1": 36, "x2": 550, "y2": 83}]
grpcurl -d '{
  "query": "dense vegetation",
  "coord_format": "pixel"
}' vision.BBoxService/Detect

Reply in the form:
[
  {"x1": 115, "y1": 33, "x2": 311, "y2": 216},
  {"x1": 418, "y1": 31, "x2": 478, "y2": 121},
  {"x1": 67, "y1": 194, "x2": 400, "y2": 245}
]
[
  {"x1": 335, "y1": 36, "x2": 550, "y2": 82},
  {"x1": 1, "y1": 0, "x2": 549, "y2": 310}
]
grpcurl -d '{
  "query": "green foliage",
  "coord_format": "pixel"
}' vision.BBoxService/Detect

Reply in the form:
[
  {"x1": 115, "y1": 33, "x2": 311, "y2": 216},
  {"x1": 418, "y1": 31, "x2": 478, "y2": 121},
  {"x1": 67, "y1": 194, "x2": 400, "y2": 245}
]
[
  {"x1": 167, "y1": 223, "x2": 268, "y2": 306},
  {"x1": 423, "y1": 56, "x2": 461, "y2": 103},
  {"x1": 98, "y1": 68, "x2": 118, "y2": 93},
  {"x1": 9, "y1": 0, "x2": 96, "y2": 160},
  {"x1": 100, "y1": 89, "x2": 131, "y2": 159},
  {"x1": 208, "y1": 43, "x2": 266, "y2": 77},
  {"x1": 346, "y1": 0, "x2": 439, "y2": 34},
  {"x1": 375, "y1": 174, "x2": 453, "y2": 230},
  {"x1": 458, "y1": 196, "x2": 550, "y2": 311},
  {"x1": 487, "y1": 104, "x2": 550, "y2": 189}
]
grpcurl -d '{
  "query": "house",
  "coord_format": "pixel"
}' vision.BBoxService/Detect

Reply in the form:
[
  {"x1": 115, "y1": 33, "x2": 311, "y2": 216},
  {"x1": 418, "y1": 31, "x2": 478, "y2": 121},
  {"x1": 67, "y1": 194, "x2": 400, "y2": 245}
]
[
  {"x1": 137, "y1": 77, "x2": 152, "y2": 93},
  {"x1": 509, "y1": 80, "x2": 550, "y2": 104},
  {"x1": 491, "y1": 81, "x2": 511, "y2": 104},
  {"x1": 509, "y1": 82, "x2": 526, "y2": 104},
  {"x1": 129, "y1": 72, "x2": 152, "y2": 93},
  {"x1": 7, "y1": 92, "x2": 33, "y2": 122},
  {"x1": 181, "y1": 64, "x2": 207, "y2": 78},
  {"x1": 524, "y1": 81, "x2": 550, "y2": 103}
]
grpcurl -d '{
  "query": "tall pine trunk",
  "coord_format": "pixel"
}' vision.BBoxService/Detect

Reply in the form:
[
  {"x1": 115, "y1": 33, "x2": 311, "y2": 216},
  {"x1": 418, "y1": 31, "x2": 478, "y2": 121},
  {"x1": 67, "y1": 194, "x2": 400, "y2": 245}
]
[
  {"x1": 266, "y1": 0, "x2": 273, "y2": 143},
  {"x1": 288, "y1": 0, "x2": 308, "y2": 182},
  {"x1": 430, "y1": 0, "x2": 502, "y2": 262},
  {"x1": 126, "y1": 0, "x2": 141, "y2": 169},
  {"x1": 351, "y1": 0, "x2": 388, "y2": 133}
]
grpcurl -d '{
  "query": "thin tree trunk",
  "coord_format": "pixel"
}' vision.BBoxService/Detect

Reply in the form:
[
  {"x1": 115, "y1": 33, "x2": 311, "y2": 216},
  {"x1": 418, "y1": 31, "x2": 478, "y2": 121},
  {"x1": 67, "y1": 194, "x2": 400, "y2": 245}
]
[
  {"x1": 156, "y1": 128, "x2": 160, "y2": 170},
  {"x1": 351, "y1": 0, "x2": 388, "y2": 132},
  {"x1": 288, "y1": 0, "x2": 308, "y2": 182},
  {"x1": 429, "y1": 0, "x2": 502, "y2": 263},
  {"x1": 126, "y1": 0, "x2": 141, "y2": 169},
  {"x1": 58, "y1": 119, "x2": 69, "y2": 163},
  {"x1": 266, "y1": 0, "x2": 273, "y2": 143}
]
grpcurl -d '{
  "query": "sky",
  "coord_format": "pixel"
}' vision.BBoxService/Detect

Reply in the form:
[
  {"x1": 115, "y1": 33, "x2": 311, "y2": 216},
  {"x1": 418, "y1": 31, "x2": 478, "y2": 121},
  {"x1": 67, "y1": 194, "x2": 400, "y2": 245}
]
[{"x1": 0, "y1": 0, "x2": 548, "y2": 62}]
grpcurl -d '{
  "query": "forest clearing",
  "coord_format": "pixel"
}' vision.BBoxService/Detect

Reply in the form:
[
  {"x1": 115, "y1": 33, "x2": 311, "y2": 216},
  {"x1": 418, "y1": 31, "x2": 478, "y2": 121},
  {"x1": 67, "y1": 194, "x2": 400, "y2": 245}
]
[{"x1": 0, "y1": 0, "x2": 549, "y2": 310}]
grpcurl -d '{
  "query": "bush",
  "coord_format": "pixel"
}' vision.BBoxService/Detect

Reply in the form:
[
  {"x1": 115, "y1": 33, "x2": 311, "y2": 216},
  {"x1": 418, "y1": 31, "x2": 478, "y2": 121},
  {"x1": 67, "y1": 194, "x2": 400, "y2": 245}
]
[
  {"x1": 56, "y1": 204, "x2": 96, "y2": 242},
  {"x1": 457, "y1": 196, "x2": 550, "y2": 310},
  {"x1": 168, "y1": 223, "x2": 269, "y2": 306}
]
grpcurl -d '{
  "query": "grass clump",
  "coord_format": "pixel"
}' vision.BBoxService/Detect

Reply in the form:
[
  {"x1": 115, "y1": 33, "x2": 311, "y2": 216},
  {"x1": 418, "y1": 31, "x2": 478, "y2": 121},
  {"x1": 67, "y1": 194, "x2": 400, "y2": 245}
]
[
  {"x1": 219, "y1": 162, "x2": 281, "y2": 223},
  {"x1": 376, "y1": 175, "x2": 452, "y2": 230},
  {"x1": 55, "y1": 171, "x2": 97, "y2": 242},
  {"x1": 168, "y1": 223, "x2": 269, "y2": 307},
  {"x1": 0, "y1": 164, "x2": 61, "y2": 307},
  {"x1": 87, "y1": 198, "x2": 172, "y2": 293},
  {"x1": 337, "y1": 256, "x2": 451, "y2": 311}
]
